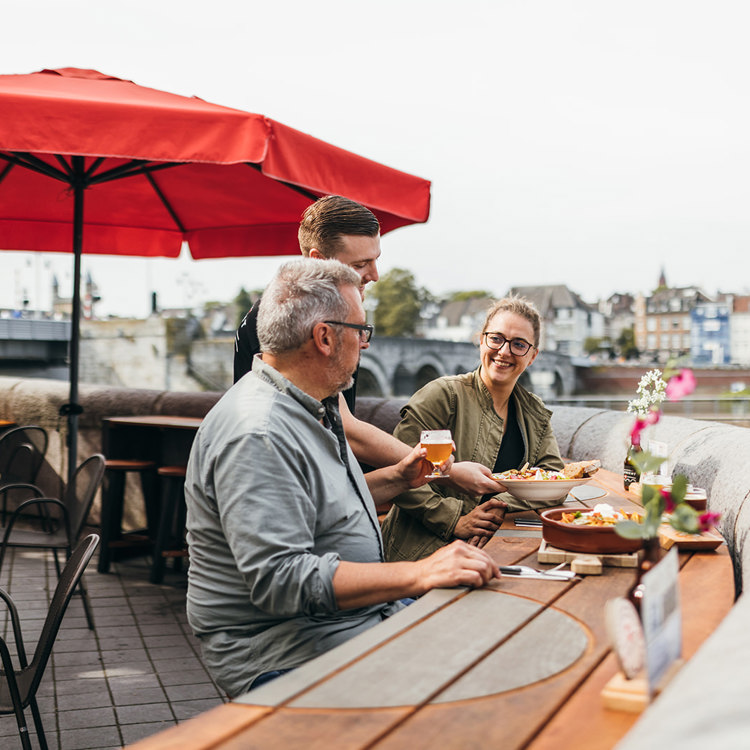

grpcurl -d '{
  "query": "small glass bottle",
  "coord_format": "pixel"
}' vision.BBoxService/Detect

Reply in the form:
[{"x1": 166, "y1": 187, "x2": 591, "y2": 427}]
[{"x1": 623, "y1": 443, "x2": 642, "y2": 490}]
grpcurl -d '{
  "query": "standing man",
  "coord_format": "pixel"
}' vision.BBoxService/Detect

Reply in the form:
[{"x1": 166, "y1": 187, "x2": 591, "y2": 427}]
[
  {"x1": 234, "y1": 195, "x2": 503, "y2": 500},
  {"x1": 187, "y1": 258, "x2": 500, "y2": 698}
]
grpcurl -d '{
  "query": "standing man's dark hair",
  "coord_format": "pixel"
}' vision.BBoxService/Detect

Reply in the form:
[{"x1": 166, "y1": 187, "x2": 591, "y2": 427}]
[
  {"x1": 298, "y1": 195, "x2": 380, "y2": 258},
  {"x1": 233, "y1": 195, "x2": 381, "y2": 387}
]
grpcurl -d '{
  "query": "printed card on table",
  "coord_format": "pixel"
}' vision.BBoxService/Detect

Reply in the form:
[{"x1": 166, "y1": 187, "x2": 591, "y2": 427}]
[{"x1": 641, "y1": 546, "x2": 682, "y2": 696}]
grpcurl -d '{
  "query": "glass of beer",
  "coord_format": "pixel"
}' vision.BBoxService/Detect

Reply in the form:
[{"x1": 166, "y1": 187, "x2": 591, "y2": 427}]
[{"x1": 420, "y1": 430, "x2": 453, "y2": 478}]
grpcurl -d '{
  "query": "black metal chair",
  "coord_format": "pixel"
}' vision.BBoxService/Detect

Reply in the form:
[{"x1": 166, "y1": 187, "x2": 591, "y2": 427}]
[
  {"x1": 0, "y1": 534, "x2": 99, "y2": 750},
  {"x1": 0, "y1": 454, "x2": 106, "y2": 630},
  {"x1": 0, "y1": 426, "x2": 49, "y2": 524}
]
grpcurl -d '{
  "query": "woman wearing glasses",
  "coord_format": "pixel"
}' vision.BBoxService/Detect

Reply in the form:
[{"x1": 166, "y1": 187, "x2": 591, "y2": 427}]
[{"x1": 381, "y1": 296, "x2": 564, "y2": 562}]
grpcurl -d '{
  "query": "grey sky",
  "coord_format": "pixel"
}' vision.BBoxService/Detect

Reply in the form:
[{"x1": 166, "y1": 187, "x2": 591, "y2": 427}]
[{"x1": 2, "y1": 0, "x2": 749, "y2": 317}]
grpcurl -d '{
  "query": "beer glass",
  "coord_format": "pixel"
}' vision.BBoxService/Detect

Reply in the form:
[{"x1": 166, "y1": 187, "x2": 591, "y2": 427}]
[{"x1": 420, "y1": 430, "x2": 453, "y2": 478}]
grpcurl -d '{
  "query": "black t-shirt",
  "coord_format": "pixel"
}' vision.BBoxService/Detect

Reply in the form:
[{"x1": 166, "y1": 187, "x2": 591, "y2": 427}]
[
  {"x1": 233, "y1": 300, "x2": 358, "y2": 413},
  {"x1": 492, "y1": 396, "x2": 524, "y2": 474},
  {"x1": 482, "y1": 397, "x2": 524, "y2": 502}
]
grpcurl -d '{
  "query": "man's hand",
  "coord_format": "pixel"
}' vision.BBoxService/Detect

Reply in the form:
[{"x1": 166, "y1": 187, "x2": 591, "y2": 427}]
[
  {"x1": 441, "y1": 461, "x2": 508, "y2": 496},
  {"x1": 453, "y1": 498, "x2": 507, "y2": 541},
  {"x1": 416, "y1": 539, "x2": 501, "y2": 591},
  {"x1": 364, "y1": 444, "x2": 455, "y2": 503},
  {"x1": 332, "y1": 539, "x2": 500, "y2": 608},
  {"x1": 395, "y1": 443, "x2": 454, "y2": 490}
]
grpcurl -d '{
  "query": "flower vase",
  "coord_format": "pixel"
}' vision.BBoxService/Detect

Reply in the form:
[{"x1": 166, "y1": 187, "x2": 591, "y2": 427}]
[
  {"x1": 623, "y1": 443, "x2": 642, "y2": 490},
  {"x1": 626, "y1": 536, "x2": 663, "y2": 615}
]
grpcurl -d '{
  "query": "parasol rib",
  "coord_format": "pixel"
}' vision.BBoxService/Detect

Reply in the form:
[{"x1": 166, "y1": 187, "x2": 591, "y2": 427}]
[
  {"x1": 1, "y1": 152, "x2": 70, "y2": 182},
  {"x1": 88, "y1": 159, "x2": 176, "y2": 186},
  {"x1": 245, "y1": 162, "x2": 320, "y2": 202},
  {"x1": 54, "y1": 154, "x2": 75, "y2": 178},
  {"x1": 143, "y1": 170, "x2": 186, "y2": 233},
  {"x1": 0, "y1": 161, "x2": 13, "y2": 186},
  {"x1": 84, "y1": 157, "x2": 106, "y2": 179}
]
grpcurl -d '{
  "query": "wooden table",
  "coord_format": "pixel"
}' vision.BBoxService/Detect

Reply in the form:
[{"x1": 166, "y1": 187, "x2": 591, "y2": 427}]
[
  {"x1": 99, "y1": 415, "x2": 203, "y2": 574},
  {"x1": 128, "y1": 468, "x2": 735, "y2": 750},
  {"x1": 101, "y1": 415, "x2": 203, "y2": 467}
]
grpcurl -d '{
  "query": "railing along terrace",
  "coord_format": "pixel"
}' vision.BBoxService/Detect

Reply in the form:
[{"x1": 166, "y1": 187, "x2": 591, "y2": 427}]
[{"x1": 547, "y1": 395, "x2": 750, "y2": 426}]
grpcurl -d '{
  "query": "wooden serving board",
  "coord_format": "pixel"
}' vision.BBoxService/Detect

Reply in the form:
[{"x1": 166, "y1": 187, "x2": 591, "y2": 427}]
[
  {"x1": 658, "y1": 525, "x2": 725, "y2": 551},
  {"x1": 538, "y1": 539, "x2": 639, "y2": 568}
]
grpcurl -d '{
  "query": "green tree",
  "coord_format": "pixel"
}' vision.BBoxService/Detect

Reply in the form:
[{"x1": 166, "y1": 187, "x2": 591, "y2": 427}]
[
  {"x1": 616, "y1": 327, "x2": 639, "y2": 360},
  {"x1": 583, "y1": 336, "x2": 604, "y2": 356},
  {"x1": 448, "y1": 290, "x2": 494, "y2": 302},
  {"x1": 369, "y1": 268, "x2": 424, "y2": 337},
  {"x1": 234, "y1": 287, "x2": 256, "y2": 327}
]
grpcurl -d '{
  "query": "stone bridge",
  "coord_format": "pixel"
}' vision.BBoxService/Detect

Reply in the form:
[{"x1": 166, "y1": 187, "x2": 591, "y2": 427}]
[
  {"x1": 0, "y1": 319, "x2": 578, "y2": 400},
  {"x1": 355, "y1": 337, "x2": 576, "y2": 400},
  {"x1": 0, "y1": 318, "x2": 70, "y2": 363}
]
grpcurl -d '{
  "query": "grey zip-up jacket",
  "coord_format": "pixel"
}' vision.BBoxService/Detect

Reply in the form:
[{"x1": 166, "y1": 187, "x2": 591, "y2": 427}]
[{"x1": 381, "y1": 368, "x2": 563, "y2": 562}]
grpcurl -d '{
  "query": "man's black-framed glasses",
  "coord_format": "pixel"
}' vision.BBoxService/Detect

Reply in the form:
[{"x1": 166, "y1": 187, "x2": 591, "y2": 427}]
[
  {"x1": 324, "y1": 320, "x2": 375, "y2": 343},
  {"x1": 482, "y1": 331, "x2": 534, "y2": 356}
]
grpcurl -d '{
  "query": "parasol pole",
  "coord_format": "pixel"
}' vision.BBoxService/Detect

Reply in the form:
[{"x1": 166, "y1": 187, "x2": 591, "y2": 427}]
[{"x1": 65, "y1": 155, "x2": 85, "y2": 488}]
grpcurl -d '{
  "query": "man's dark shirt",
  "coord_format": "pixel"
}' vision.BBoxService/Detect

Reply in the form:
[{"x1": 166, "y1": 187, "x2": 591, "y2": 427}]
[
  {"x1": 233, "y1": 301, "x2": 262, "y2": 384},
  {"x1": 233, "y1": 300, "x2": 358, "y2": 412}
]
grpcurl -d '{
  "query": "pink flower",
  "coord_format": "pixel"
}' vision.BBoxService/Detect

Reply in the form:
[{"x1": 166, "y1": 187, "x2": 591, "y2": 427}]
[
  {"x1": 660, "y1": 487, "x2": 676, "y2": 513},
  {"x1": 630, "y1": 409, "x2": 661, "y2": 447},
  {"x1": 698, "y1": 511, "x2": 721, "y2": 532},
  {"x1": 666, "y1": 369, "x2": 697, "y2": 401}
]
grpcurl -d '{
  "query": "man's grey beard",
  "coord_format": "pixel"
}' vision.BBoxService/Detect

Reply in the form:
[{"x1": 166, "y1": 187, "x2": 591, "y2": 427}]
[
  {"x1": 335, "y1": 374, "x2": 355, "y2": 394},
  {"x1": 331, "y1": 351, "x2": 360, "y2": 396}
]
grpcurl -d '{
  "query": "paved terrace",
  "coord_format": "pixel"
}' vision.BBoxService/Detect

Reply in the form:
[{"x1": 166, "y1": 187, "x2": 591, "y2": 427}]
[{"x1": 0, "y1": 539, "x2": 226, "y2": 750}]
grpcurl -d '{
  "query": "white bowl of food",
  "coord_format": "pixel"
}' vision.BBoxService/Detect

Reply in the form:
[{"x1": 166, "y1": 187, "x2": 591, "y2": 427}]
[
  {"x1": 495, "y1": 476, "x2": 593, "y2": 504},
  {"x1": 491, "y1": 462, "x2": 599, "y2": 504}
]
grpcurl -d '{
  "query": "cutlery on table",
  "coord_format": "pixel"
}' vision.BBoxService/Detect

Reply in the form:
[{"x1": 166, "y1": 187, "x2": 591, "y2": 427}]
[{"x1": 499, "y1": 564, "x2": 576, "y2": 580}]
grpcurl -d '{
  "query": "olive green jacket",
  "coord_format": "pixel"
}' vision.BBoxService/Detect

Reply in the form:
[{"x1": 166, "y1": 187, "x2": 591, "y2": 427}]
[{"x1": 380, "y1": 369, "x2": 563, "y2": 562}]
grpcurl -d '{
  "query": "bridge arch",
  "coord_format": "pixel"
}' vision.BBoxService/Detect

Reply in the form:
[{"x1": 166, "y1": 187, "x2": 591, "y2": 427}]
[
  {"x1": 357, "y1": 356, "x2": 389, "y2": 397},
  {"x1": 415, "y1": 363, "x2": 441, "y2": 391},
  {"x1": 392, "y1": 364, "x2": 414, "y2": 397},
  {"x1": 356, "y1": 338, "x2": 569, "y2": 400},
  {"x1": 551, "y1": 368, "x2": 565, "y2": 398}
]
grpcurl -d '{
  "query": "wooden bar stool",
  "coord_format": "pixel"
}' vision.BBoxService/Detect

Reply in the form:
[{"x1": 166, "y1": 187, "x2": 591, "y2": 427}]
[
  {"x1": 98, "y1": 458, "x2": 158, "y2": 573},
  {"x1": 150, "y1": 465, "x2": 189, "y2": 584}
]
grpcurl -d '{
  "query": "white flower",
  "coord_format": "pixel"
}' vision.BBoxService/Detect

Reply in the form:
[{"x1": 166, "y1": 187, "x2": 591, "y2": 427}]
[{"x1": 627, "y1": 369, "x2": 667, "y2": 417}]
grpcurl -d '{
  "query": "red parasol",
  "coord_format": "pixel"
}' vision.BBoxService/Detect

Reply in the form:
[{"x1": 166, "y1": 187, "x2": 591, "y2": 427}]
[{"x1": 0, "y1": 68, "x2": 431, "y2": 482}]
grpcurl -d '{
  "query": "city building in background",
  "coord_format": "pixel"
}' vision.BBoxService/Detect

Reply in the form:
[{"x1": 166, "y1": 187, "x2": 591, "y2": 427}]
[
  {"x1": 691, "y1": 301, "x2": 731, "y2": 365},
  {"x1": 730, "y1": 295, "x2": 750, "y2": 366},
  {"x1": 634, "y1": 283, "x2": 711, "y2": 362},
  {"x1": 598, "y1": 292, "x2": 636, "y2": 354},
  {"x1": 507, "y1": 284, "x2": 604, "y2": 358},
  {"x1": 424, "y1": 296, "x2": 492, "y2": 342}
]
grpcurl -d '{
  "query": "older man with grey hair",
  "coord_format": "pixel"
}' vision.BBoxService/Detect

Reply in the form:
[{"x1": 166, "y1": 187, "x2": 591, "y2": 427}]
[{"x1": 186, "y1": 258, "x2": 500, "y2": 698}]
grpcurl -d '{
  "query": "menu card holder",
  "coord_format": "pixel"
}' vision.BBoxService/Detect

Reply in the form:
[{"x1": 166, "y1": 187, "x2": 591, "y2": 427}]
[{"x1": 602, "y1": 547, "x2": 684, "y2": 712}]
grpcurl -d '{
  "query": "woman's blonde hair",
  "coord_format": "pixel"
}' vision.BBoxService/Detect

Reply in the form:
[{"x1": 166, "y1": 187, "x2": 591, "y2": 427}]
[{"x1": 480, "y1": 295, "x2": 542, "y2": 348}]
